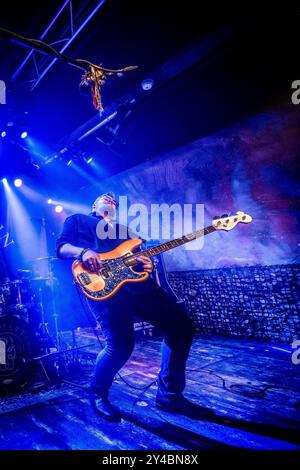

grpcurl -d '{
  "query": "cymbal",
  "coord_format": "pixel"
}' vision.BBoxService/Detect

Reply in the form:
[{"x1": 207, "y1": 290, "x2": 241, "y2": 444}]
[
  {"x1": 0, "y1": 279, "x2": 22, "y2": 285},
  {"x1": 31, "y1": 256, "x2": 58, "y2": 261}
]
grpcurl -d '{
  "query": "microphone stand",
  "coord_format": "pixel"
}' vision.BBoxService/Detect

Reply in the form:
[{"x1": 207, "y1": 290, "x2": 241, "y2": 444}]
[
  {"x1": 31, "y1": 217, "x2": 93, "y2": 390},
  {"x1": 43, "y1": 218, "x2": 62, "y2": 351}
]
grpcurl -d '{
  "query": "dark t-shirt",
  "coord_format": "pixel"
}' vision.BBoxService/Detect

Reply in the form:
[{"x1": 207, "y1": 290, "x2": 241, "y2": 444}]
[{"x1": 56, "y1": 213, "x2": 136, "y2": 257}]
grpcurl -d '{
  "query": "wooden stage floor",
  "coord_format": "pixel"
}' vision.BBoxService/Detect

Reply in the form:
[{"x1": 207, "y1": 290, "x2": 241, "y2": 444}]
[{"x1": 0, "y1": 332, "x2": 299, "y2": 450}]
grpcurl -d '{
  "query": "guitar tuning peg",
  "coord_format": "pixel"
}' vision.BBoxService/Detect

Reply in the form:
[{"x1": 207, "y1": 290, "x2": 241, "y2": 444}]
[
  {"x1": 221, "y1": 213, "x2": 228, "y2": 218},
  {"x1": 213, "y1": 216, "x2": 220, "y2": 220}
]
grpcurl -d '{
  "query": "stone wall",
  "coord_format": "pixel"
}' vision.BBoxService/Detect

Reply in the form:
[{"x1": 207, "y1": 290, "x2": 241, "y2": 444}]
[{"x1": 168, "y1": 264, "x2": 300, "y2": 343}]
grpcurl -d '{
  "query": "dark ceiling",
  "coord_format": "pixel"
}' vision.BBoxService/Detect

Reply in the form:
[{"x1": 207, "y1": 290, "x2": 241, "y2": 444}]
[{"x1": 0, "y1": 3, "x2": 298, "y2": 196}]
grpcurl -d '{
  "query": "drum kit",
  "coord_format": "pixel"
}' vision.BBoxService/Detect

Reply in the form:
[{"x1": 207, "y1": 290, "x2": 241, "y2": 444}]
[{"x1": 0, "y1": 257, "x2": 61, "y2": 394}]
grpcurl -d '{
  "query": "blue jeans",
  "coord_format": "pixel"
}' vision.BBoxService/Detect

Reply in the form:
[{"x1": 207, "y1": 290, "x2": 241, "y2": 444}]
[{"x1": 87, "y1": 281, "x2": 195, "y2": 402}]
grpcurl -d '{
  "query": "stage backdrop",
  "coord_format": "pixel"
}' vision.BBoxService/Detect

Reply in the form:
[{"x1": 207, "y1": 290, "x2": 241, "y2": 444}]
[
  {"x1": 86, "y1": 104, "x2": 300, "y2": 272},
  {"x1": 47, "y1": 103, "x2": 300, "y2": 338}
]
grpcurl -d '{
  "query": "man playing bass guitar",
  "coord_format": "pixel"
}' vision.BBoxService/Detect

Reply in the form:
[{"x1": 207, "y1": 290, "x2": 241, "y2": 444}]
[{"x1": 56, "y1": 193, "x2": 197, "y2": 422}]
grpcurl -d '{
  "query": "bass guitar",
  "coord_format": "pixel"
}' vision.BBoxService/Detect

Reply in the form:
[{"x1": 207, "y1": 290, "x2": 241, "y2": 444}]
[{"x1": 73, "y1": 211, "x2": 252, "y2": 301}]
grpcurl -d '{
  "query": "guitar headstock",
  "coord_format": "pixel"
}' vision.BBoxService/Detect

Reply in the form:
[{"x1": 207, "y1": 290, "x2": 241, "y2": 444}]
[{"x1": 212, "y1": 211, "x2": 252, "y2": 231}]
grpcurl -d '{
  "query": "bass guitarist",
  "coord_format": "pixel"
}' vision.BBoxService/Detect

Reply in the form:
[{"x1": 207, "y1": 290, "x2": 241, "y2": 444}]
[{"x1": 56, "y1": 192, "x2": 200, "y2": 422}]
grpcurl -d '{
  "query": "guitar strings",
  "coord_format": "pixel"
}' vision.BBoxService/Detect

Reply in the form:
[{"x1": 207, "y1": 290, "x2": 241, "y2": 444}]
[{"x1": 84, "y1": 226, "x2": 215, "y2": 277}]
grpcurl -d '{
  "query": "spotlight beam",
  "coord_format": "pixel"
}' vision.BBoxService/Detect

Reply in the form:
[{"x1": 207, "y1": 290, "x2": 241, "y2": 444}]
[{"x1": 2, "y1": 180, "x2": 41, "y2": 261}]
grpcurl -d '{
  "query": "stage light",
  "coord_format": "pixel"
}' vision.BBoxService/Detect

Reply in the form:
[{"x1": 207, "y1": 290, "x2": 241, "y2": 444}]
[
  {"x1": 14, "y1": 178, "x2": 23, "y2": 187},
  {"x1": 1, "y1": 131, "x2": 6, "y2": 138},
  {"x1": 67, "y1": 159, "x2": 73, "y2": 166},
  {"x1": 2, "y1": 176, "x2": 40, "y2": 261},
  {"x1": 55, "y1": 204, "x2": 63, "y2": 213},
  {"x1": 87, "y1": 157, "x2": 93, "y2": 164},
  {"x1": 1, "y1": 178, "x2": 8, "y2": 184},
  {"x1": 141, "y1": 78, "x2": 154, "y2": 91},
  {"x1": 47, "y1": 198, "x2": 53, "y2": 204},
  {"x1": 21, "y1": 131, "x2": 28, "y2": 139}
]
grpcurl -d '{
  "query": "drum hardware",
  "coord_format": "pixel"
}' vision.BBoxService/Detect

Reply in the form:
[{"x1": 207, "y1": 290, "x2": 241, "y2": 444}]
[
  {"x1": 31, "y1": 342, "x2": 96, "y2": 389},
  {"x1": 35, "y1": 285, "x2": 57, "y2": 355},
  {"x1": 0, "y1": 315, "x2": 37, "y2": 393},
  {"x1": 1, "y1": 217, "x2": 93, "y2": 393},
  {"x1": 31, "y1": 254, "x2": 62, "y2": 347},
  {"x1": 31, "y1": 257, "x2": 84, "y2": 388},
  {"x1": 0, "y1": 276, "x2": 91, "y2": 393},
  {"x1": 30, "y1": 256, "x2": 61, "y2": 349},
  {"x1": 44, "y1": 258, "x2": 61, "y2": 350},
  {"x1": 0, "y1": 279, "x2": 33, "y2": 312},
  {"x1": 17, "y1": 269, "x2": 32, "y2": 278},
  {"x1": 27, "y1": 252, "x2": 91, "y2": 390},
  {"x1": 30, "y1": 277, "x2": 51, "y2": 281},
  {"x1": 0, "y1": 271, "x2": 56, "y2": 392}
]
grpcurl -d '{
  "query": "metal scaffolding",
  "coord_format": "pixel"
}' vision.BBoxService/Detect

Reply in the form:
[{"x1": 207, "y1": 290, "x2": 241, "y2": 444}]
[{"x1": 11, "y1": 0, "x2": 107, "y2": 90}]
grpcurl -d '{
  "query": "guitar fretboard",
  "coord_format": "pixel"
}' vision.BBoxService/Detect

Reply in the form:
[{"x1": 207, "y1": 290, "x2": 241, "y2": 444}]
[{"x1": 124, "y1": 225, "x2": 216, "y2": 266}]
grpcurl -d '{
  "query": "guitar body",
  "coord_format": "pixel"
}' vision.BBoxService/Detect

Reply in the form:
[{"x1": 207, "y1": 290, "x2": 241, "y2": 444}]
[{"x1": 72, "y1": 238, "x2": 149, "y2": 301}]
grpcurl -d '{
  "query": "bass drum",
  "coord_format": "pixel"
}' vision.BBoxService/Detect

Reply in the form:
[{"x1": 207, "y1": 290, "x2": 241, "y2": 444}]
[{"x1": 0, "y1": 316, "x2": 36, "y2": 394}]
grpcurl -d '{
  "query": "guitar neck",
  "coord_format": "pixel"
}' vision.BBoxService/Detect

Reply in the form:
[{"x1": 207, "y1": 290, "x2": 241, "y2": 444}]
[{"x1": 124, "y1": 225, "x2": 216, "y2": 265}]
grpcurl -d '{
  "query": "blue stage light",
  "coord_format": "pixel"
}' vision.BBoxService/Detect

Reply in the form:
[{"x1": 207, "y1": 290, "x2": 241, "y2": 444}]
[
  {"x1": 14, "y1": 179, "x2": 23, "y2": 187},
  {"x1": 1, "y1": 178, "x2": 8, "y2": 184},
  {"x1": 47, "y1": 198, "x2": 53, "y2": 204},
  {"x1": 1, "y1": 131, "x2": 6, "y2": 138},
  {"x1": 87, "y1": 157, "x2": 93, "y2": 164},
  {"x1": 21, "y1": 131, "x2": 28, "y2": 139}
]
